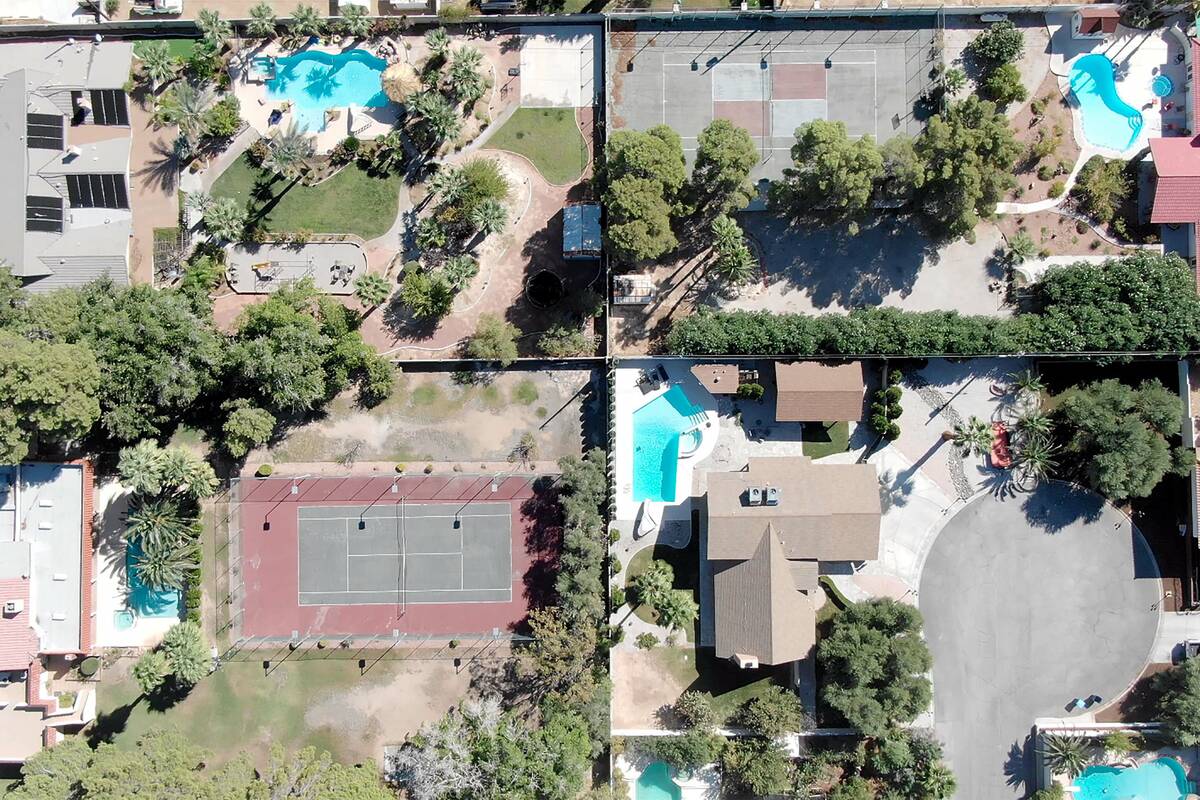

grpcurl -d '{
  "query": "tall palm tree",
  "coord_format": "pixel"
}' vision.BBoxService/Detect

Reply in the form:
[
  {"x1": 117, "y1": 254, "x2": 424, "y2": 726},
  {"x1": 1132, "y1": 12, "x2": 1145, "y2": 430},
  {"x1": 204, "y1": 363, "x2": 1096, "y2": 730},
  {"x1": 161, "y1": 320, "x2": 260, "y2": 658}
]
[
  {"x1": 713, "y1": 241, "x2": 757, "y2": 285},
  {"x1": 469, "y1": 198, "x2": 508, "y2": 237},
  {"x1": 1006, "y1": 230, "x2": 1037, "y2": 265},
  {"x1": 354, "y1": 272, "x2": 392, "y2": 310},
  {"x1": 340, "y1": 4, "x2": 371, "y2": 38},
  {"x1": 443, "y1": 255, "x2": 478, "y2": 291},
  {"x1": 263, "y1": 121, "x2": 315, "y2": 182},
  {"x1": 196, "y1": 9, "x2": 231, "y2": 49},
  {"x1": 409, "y1": 91, "x2": 462, "y2": 146},
  {"x1": 1017, "y1": 436, "x2": 1059, "y2": 483},
  {"x1": 125, "y1": 496, "x2": 193, "y2": 552},
  {"x1": 1010, "y1": 368, "x2": 1046, "y2": 396},
  {"x1": 118, "y1": 440, "x2": 166, "y2": 496},
  {"x1": 370, "y1": 130, "x2": 407, "y2": 176},
  {"x1": 1014, "y1": 409, "x2": 1053, "y2": 439},
  {"x1": 657, "y1": 589, "x2": 699, "y2": 632},
  {"x1": 135, "y1": 539, "x2": 199, "y2": 592},
  {"x1": 428, "y1": 166, "x2": 467, "y2": 203},
  {"x1": 448, "y1": 48, "x2": 486, "y2": 104},
  {"x1": 246, "y1": 1, "x2": 277, "y2": 39},
  {"x1": 157, "y1": 82, "x2": 215, "y2": 152},
  {"x1": 425, "y1": 27, "x2": 451, "y2": 59},
  {"x1": 1040, "y1": 734, "x2": 1091, "y2": 779},
  {"x1": 951, "y1": 416, "x2": 993, "y2": 458},
  {"x1": 289, "y1": 3, "x2": 324, "y2": 38},
  {"x1": 138, "y1": 41, "x2": 178, "y2": 92},
  {"x1": 203, "y1": 197, "x2": 248, "y2": 242},
  {"x1": 158, "y1": 450, "x2": 217, "y2": 499}
]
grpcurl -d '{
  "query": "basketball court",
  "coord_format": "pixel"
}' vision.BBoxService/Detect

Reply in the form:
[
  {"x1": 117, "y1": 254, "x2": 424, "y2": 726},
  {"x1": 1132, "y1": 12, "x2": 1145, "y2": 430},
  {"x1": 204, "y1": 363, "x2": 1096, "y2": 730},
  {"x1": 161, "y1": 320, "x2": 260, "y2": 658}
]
[
  {"x1": 519, "y1": 24, "x2": 603, "y2": 108},
  {"x1": 234, "y1": 475, "x2": 545, "y2": 639},
  {"x1": 608, "y1": 18, "x2": 938, "y2": 183}
]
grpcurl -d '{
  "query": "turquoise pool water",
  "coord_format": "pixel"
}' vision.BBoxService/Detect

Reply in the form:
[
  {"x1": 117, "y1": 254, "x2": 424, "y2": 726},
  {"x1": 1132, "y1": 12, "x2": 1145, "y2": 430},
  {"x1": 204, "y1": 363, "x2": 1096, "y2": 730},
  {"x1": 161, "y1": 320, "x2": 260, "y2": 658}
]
[
  {"x1": 113, "y1": 609, "x2": 136, "y2": 631},
  {"x1": 1073, "y1": 757, "x2": 1192, "y2": 800},
  {"x1": 267, "y1": 49, "x2": 389, "y2": 132},
  {"x1": 636, "y1": 762, "x2": 681, "y2": 800},
  {"x1": 1069, "y1": 54, "x2": 1144, "y2": 151},
  {"x1": 633, "y1": 385, "x2": 704, "y2": 504},
  {"x1": 1153, "y1": 74, "x2": 1175, "y2": 97},
  {"x1": 126, "y1": 541, "x2": 182, "y2": 619}
]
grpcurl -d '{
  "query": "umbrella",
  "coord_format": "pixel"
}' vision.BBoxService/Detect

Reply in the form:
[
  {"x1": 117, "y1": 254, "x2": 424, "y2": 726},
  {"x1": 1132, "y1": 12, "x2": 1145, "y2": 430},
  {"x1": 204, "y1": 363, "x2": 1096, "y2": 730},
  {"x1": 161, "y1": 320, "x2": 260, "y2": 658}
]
[{"x1": 380, "y1": 61, "x2": 419, "y2": 103}]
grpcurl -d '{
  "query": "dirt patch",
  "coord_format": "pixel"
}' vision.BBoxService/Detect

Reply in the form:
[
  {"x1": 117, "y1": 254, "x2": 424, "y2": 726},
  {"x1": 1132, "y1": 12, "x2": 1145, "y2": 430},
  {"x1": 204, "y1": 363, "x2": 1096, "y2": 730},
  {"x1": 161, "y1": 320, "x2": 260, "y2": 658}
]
[
  {"x1": 611, "y1": 648, "x2": 688, "y2": 730},
  {"x1": 993, "y1": 210, "x2": 1132, "y2": 258},
  {"x1": 1005, "y1": 71, "x2": 1080, "y2": 205}
]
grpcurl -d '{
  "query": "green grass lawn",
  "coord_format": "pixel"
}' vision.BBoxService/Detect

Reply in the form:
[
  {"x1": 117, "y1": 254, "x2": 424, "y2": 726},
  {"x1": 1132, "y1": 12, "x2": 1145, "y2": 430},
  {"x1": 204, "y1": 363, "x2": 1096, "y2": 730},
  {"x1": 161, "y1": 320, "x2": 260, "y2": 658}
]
[
  {"x1": 624, "y1": 533, "x2": 699, "y2": 627},
  {"x1": 210, "y1": 154, "x2": 402, "y2": 241},
  {"x1": 485, "y1": 108, "x2": 588, "y2": 185},
  {"x1": 133, "y1": 39, "x2": 199, "y2": 60},
  {"x1": 648, "y1": 646, "x2": 790, "y2": 724},
  {"x1": 802, "y1": 421, "x2": 850, "y2": 460},
  {"x1": 94, "y1": 659, "x2": 405, "y2": 767}
]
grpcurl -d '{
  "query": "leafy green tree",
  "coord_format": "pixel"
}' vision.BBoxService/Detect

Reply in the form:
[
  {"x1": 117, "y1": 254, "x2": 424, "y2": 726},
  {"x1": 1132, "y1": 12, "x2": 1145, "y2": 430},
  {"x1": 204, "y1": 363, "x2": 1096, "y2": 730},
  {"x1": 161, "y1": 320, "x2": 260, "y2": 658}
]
[
  {"x1": 554, "y1": 449, "x2": 608, "y2": 624},
  {"x1": 866, "y1": 729, "x2": 956, "y2": 799},
  {"x1": 339, "y1": 4, "x2": 371, "y2": 38},
  {"x1": 940, "y1": 66, "x2": 967, "y2": 96},
  {"x1": 602, "y1": 127, "x2": 686, "y2": 263},
  {"x1": 138, "y1": 41, "x2": 178, "y2": 91},
  {"x1": 289, "y1": 3, "x2": 324, "y2": 38},
  {"x1": 1031, "y1": 786, "x2": 1067, "y2": 800},
  {"x1": 221, "y1": 399, "x2": 275, "y2": 459},
  {"x1": 1071, "y1": 156, "x2": 1131, "y2": 224},
  {"x1": 817, "y1": 598, "x2": 932, "y2": 737},
  {"x1": 983, "y1": 61, "x2": 1028, "y2": 106},
  {"x1": 673, "y1": 690, "x2": 718, "y2": 730},
  {"x1": 161, "y1": 620, "x2": 209, "y2": 686},
  {"x1": 465, "y1": 314, "x2": 519, "y2": 366},
  {"x1": 829, "y1": 776, "x2": 874, "y2": 800},
  {"x1": 1007, "y1": 230, "x2": 1037, "y2": 265},
  {"x1": 400, "y1": 270, "x2": 455, "y2": 319},
  {"x1": 425, "y1": 27, "x2": 451, "y2": 59},
  {"x1": 690, "y1": 118, "x2": 759, "y2": 213},
  {"x1": 916, "y1": 96, "x2": 1019, "y2": 239},
  {"x1": 0, "y1": 333, "x2": 100, "y2": 463},
  {"x1": 354, "y1": 273, "x2": 393, "y2": 310},
  {"x1": 1057, "y1": 378, "x2": 1190, "y2": 500},
  {"x1": 969, "y1": 20, "x2": 1025, "y2": 64},
  {"x1": 721, "y1": 737, "x2": 796, "y2": 796},
  {"x1": 878, "y1": 133, "x2": 926, "y2": 204},
  {"x1": 132, "y1": 649, "x2": 169, "y2": 695},
  {"x1": 539, "y1": 325, "x2": 592, "y2": 358},
  {"x1": 246, "y1": 1, "x2": 277, "y2": 38},
  {"x1": 203, "y1": 196, "x2": 246, "y2": 242},
  {"x1": 1039, "y1": 734, "x2": 1091, "y2": 779},
  {"x1": 772, "y1": 120, "x2": 883, "y2": 220},
  {"x1": 737, "y1": 685, "x2": 806, "y2": 736},
  {"x1": 263, "y1": 744, "x2": 393, "y2": 799},
  {"x1": 196, "y1": 9, "x2": 231, "y2": 49},
  {"x1": 0, "y1": 265, "x2": 24, "y2": 328},
  {"x1": 638, "y1": 729, "x2": 725, "y2": 772}
]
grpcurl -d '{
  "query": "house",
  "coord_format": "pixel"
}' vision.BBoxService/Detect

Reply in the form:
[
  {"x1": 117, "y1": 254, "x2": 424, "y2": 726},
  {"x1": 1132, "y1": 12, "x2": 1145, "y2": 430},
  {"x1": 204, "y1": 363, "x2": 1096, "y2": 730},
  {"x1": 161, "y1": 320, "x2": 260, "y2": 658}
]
[
  {"x1": 0, "y1": 40, "x2": 134, "y2": 292},
  {"x1": 690, "y1": 364, "x2": 740, "y2": 395},
  {"x1": 1149, "y1": 135, "x2": 1200, "y2": 269},
  {"x1": 704, "y1": 456, "x2": 881, "y2": 670},
  {"x1": 774, "y1": 361, "x2": 867, "y2": 423},
  {"x1": 0, "y1": 462, "x2": 96, "y2": 764}
]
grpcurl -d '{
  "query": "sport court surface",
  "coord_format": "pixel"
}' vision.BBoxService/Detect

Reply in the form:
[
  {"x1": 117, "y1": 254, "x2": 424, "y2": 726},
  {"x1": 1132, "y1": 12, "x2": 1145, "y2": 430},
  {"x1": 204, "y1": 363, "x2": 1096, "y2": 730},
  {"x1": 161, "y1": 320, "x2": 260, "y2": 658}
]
[
  {"x1": 608, "y1": 19, "x2": 936, "y2": 182},
  {"x1": 238, "y1": 475, "x2": 542, "y2": 638},
  {"x1": 519, "y1": 24, "x2": 603, "y2": 108}
]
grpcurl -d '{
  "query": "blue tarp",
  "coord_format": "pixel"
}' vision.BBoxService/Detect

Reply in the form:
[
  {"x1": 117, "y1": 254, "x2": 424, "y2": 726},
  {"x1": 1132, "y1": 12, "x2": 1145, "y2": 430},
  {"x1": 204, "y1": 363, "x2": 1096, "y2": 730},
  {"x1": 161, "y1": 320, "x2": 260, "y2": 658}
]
[{"x1": 563, "y1": 203, "x2": 601, "y2": 259}]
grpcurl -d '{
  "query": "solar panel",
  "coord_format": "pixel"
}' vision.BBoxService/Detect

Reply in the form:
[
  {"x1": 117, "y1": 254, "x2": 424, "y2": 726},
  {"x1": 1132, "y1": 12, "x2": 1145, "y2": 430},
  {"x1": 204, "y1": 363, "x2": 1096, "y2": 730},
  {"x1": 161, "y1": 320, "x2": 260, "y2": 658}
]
[
  {"x1": 66, "y1": 174, "x2": 128, "y2": 209},
  {"x1": 26, "y1": 195, "x2": 63, "y2": 233},
  {"x1": 89, "y1": 89, "x2": 128, "y2": 126},
  {"x1": 26, "y1": 113, "x2": 62, "y2": 150}
]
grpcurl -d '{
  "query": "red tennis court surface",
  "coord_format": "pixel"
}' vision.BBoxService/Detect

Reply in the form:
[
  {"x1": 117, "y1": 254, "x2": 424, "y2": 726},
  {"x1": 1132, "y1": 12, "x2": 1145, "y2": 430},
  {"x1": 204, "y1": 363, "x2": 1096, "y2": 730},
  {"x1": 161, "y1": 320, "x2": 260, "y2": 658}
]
[{"x1": 237, "y1": 475, "x2": 550, "y2": 639}]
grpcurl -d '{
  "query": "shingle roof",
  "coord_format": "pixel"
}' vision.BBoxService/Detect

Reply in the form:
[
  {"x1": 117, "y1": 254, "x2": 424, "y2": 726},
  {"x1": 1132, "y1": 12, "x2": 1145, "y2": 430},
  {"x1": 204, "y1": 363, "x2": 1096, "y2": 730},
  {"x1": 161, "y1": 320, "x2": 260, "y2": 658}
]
[
  {"x1": 713, "y1": 525, "x2": 815, "y2": 665},
  {"x1": 1149, "y1": 137, "x2": 1200, "y2": 224},
  {"x1": 774, "y1": 361, "x2": 867, "y2": 422},
  {"x1": 706, "y1": 456, "x2": 881, "y2": 562},
  {"x1": 691, "y1": 364, "x2": 739, "y2": 394}
]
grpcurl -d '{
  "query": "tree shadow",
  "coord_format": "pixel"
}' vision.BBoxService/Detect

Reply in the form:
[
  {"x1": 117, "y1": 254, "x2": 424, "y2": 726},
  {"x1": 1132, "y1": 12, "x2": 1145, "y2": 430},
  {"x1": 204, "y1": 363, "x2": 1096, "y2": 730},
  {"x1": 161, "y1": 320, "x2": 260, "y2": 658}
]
[
  {"x1": 380, "y1": 294, "x2": 441, "y2": 342},
  {"x1": 1020, "y1": 482, "x2": 1105, "y2": 533},
  {"x1": 1002, "y1": 731, "x2": 1031, "y2": 791},
  {"x1": 132, "y1": 136, "x2": 183, "y2": 195}
]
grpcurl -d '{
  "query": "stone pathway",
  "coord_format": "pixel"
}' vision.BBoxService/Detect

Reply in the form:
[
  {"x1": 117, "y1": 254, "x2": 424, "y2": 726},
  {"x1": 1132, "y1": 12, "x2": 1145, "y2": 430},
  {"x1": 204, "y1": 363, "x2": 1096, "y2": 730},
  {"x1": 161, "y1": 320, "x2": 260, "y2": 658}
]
[{"x1": 905, "y1": 374, "x2": 974, "y2": 502}]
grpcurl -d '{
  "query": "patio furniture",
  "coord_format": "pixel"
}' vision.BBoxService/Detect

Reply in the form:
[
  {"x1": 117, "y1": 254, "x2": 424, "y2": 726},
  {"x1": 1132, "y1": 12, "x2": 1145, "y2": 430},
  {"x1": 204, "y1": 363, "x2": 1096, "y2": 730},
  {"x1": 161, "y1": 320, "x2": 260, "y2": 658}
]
[{"x1": 990, "y1": 422, "x2": 1012, "y2": 469}]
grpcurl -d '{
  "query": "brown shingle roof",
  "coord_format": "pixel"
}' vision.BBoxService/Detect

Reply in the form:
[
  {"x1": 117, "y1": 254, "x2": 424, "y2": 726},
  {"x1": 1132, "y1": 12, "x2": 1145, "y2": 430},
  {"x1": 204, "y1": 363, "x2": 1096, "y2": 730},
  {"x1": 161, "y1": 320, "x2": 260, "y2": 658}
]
[
  {"x1": 691, "y1": 364, "x2": 739, "y2": 394},
  {"x1": 713, "y1": 525, "x2": 815, "y2": 665},
  {"x1": 775, "y1": 362, "x2": 867, "y2": 422},
  {"x1": 706, "y1": 457, "x2": 881, "y2": 562}
]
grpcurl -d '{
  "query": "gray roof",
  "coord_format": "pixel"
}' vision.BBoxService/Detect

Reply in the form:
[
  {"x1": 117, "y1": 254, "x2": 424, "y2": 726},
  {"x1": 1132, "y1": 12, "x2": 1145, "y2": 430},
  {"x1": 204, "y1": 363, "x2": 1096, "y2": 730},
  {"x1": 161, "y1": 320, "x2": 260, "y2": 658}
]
[
  {"x1": 0, "y1": 41, "x2": 133, "y2": 91},
  {"x1": 706, "y1": 457, "x2": 882, "y2": 563}
]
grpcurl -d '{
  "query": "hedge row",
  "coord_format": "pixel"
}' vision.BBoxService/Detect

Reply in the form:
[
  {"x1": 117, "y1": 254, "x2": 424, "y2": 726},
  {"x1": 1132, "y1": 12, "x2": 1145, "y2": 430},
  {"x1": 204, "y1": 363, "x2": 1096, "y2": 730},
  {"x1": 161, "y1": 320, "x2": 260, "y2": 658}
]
[{"x1": 665, "y1": 252, "x2": 1200, "y2": 357}]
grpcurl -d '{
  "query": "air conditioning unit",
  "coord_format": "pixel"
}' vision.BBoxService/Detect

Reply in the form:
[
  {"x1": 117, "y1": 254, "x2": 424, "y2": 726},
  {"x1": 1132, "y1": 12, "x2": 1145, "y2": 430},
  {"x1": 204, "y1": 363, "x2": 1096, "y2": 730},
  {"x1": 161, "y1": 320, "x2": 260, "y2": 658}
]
[
  {"x1": 748, "y1": 487, "x2": 763, "y2": 506},
  {"x1": 3, "y1": 599, "x2": 24, "y2": 615},
  {"x1": 765, "y1": 486, "x2": 780, "y2": 506}
]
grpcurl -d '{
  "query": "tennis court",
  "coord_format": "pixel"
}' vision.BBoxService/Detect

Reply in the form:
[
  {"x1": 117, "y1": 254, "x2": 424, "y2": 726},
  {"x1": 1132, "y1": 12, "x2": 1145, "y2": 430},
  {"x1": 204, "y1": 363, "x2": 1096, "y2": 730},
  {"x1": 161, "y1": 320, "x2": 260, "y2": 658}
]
[
  {"x1": 608, "y1": 18, "x2": 938, "y2": 183},
  {"x1": 235, "y1": 475, "x2": 545, "y2": 639}
]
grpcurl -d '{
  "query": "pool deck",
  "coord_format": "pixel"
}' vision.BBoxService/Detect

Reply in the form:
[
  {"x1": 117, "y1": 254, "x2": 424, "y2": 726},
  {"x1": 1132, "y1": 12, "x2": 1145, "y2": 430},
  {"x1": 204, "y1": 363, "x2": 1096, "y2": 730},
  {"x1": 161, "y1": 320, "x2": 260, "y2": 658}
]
[
  {"x1": 229, "y1": 41, "x2": 402, "y2": 154},
  {"x1": 613, "y1": 361, "x2": 719, "y2": 524}
]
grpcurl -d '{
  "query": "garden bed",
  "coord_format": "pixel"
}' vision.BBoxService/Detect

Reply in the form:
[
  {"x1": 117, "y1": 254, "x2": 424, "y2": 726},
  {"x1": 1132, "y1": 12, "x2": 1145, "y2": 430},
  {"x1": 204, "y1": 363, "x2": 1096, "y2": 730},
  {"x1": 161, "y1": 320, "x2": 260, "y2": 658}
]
[
  {"x1": 1004, "y1": 72, "x2": 1080, "y2": 205},
  {"x1": 992, "y1": 212, "x2": 1127, "y2": 258}
]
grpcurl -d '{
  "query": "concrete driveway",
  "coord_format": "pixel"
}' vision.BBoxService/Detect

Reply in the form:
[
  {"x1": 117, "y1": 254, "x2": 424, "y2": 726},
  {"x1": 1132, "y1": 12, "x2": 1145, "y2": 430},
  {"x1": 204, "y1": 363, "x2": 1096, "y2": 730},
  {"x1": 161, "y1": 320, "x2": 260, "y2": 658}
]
[{"x1": 919, "y1": 482, "x2": 1160, "y2": 799}]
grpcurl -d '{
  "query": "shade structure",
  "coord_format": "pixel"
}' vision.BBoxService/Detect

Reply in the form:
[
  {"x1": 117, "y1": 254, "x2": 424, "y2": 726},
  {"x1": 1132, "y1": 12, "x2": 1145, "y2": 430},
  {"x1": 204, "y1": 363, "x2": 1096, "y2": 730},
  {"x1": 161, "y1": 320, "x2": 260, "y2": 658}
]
[{"x1": 380, "y1": 61, "x2": 419, "y2": 103}]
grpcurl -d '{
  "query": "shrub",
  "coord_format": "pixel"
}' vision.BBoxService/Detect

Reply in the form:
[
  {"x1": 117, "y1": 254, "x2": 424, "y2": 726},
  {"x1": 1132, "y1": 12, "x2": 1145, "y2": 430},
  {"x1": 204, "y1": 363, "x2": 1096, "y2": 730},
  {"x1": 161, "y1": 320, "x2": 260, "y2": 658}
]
[
  {"x1": 1037, "y1": 163, "x2": 1055, "y2": 181},
  {"x1": 736, "y1": 382, "x2": 765, "y2": 400},
  {"x1": 611, "y1": 586, "x2": 626, "y2": 608},
  {"x1": 423, "y1": 463, "x2": 433, "y2": 474},
  {"x1": 673, "y1": 690, "x2": 718, "y2": 730},
  {"x1": 1101, "y1": 730, "x2": 1139, "y2": 754},
  {"x1": 205, "y1": 95, "x2": 242, "y2": 139},
  {"x1": 969, "y1": 20, "x2": 1025, "y2": 64},
  {"x1": 78, "y1": 657, "x2": 100, "y2": 678},
  {"x1": 1048, "y1": 180, "x2": 1065, "y2": 199},
  {"x1": 983, "y1": 62, "x2": 1027, "y2": 106},
  {"x1": 1071, "y1": 156, "x2": 1131, "y2": 224},
  {"x1": 635, "y1": 632, "x2": 659, "y2": 649},
  {"x1": 610, "y1": 555, "x2": 622, "y2": 576},
  {"x1": 255, "y1": 464, "x2": 273, "y2": 477}
]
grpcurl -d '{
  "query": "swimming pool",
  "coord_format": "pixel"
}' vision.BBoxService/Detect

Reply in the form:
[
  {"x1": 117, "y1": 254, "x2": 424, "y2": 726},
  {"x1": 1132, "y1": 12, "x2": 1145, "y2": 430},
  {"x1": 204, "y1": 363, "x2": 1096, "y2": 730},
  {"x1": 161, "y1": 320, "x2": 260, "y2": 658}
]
[
  {"x1": 126, "y1": 541, "x2": 181, "y2": 619},
  {"x1": 636, "y1": 762, "x2": 681, "y2": 800},
  {"x1": 1152, "y1": 74, "x2": 1175, "y2": 98},
  {"x1": 1069, "y1": 53, "x2": 1144, "y2": 151},
  {"x1": 632, "y1": 385, "x2": 705, "y2": 504},
  {"x1": 1072, "y1": 757, "x2": 1192, "y2": 800},
  {"x1": 267, "y1": 49, "x2": 389, "y2": 132}
]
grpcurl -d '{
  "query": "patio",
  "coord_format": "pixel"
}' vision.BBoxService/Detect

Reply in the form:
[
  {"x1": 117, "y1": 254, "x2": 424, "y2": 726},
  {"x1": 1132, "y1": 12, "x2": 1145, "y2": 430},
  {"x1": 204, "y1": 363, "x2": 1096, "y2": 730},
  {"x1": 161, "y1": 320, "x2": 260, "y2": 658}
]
[{"x1": 225, "y1": 241, "x2": 367, "y2": 295}]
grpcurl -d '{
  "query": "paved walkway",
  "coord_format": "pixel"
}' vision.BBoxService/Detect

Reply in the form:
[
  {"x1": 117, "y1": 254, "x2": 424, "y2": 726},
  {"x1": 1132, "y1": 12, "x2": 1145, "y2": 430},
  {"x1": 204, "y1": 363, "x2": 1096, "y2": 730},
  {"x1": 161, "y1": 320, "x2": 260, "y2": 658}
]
[{"x1": 128, "y1": 96, "x2": 180, "y2": 286}]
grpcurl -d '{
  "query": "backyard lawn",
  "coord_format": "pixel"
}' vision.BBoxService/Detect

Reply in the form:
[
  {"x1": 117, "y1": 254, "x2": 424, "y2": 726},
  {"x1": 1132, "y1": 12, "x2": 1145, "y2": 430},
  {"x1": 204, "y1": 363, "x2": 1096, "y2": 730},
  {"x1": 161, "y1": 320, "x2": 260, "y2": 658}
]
[
  {"x1": 210, "y1": 154, "x2": 402, "y2": 240},
  {"x1": 485, "y1": 108, "x2": 588, "y2": 185},
  {"x1": 645, "y1": 646, "x2": 791, "y2": 723},
  {"x1": 801, "y1": 421, "x2": 850, "y2": 460},
  {"x1": 624, "y1": 534, "x2": 699, "y2": 627},
  {"x1": 133, "y1": 39, "x2": 199, "y2": 59}
]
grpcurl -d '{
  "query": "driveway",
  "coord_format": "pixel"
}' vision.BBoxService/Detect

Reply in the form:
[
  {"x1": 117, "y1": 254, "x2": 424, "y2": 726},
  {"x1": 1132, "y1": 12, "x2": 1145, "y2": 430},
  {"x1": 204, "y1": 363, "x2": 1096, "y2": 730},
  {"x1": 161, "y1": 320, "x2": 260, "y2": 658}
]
[{"x1": 919, "y1": 483, "x2": 1160, "y2": 799}]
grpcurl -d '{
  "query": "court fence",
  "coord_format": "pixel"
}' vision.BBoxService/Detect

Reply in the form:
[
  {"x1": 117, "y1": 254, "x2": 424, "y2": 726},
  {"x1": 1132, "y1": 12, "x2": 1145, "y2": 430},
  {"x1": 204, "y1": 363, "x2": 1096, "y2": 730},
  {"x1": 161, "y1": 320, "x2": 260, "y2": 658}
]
[{"x1": 218, "y1": 630, "x2": 531, "y2": 668}]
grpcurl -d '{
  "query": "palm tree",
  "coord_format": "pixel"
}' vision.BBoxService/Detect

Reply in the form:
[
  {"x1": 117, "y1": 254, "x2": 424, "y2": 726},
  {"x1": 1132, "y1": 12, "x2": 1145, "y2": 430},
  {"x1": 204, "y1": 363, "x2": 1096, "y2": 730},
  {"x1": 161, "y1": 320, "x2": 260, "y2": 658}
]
[
  {"x1": 138, "y1": 41, "x2": 178, "y2": 92},
  {"x1": 354, "y1": 272, "x2": 392, "y2": 310},
  {"x1": 289, "y1": 4, "x2": 324, "y2": 38},
  {"x1": 1006, "y1": 230, "x2": 1037, "y2": 265},
  {"x1": 125, "y1": 496, "x2": 193, "y2": 552},
  {"x1": 712, "y1": 242, "x2": 757, "y2": 285},
  {"x1": 409, "y1": 91, "x2": 462, "y2": 146},
  {"x1": 1040, "y1": 734, "x2": 1091, "y2": 779},
  {"x1": 950, "y1": 416, "x2": 993, "y2": 457},
  {"x1": 158, "y1": 449, "x2": 217, "y2": 499},
  {"x1": 448, "y1": 48, "x2": 486, "y2": 104},
  {"x1": 469, "y1": 198, "x2": 508, "y2": 237},
  {"x1": 1017, "y1": 435, "x2": 1059, "y2": 484},
  {"x1": 656, "y1": 589, "x2": 699, "y2": 632},
  {"x1": 1014, "y1": 409, "x2": 1053, "y2": 439},
  {"x1": 135, "y1": 539, "x2": 199, "y2": 592},
  {"x1": 443, "y1": 255, "x2": 478, "y2": 291},
  {"x1": 203, "y1": 197, "x2": 247, "y2": 242},
  {"x1": 263, "y1": 121, "x2": 315, "y2": 182},
  {"x1": 118, "y1": 440, "x2": 166, "y2": 496},
  {"x1": 196, "y1": 9, "x2": 231, "y2": 49},
  {"x1": 428, "y1": 166, "x2": 467, "y2": 203},
  {"x1": 157, "y1": 82, "x2": 215, "y2": 152},
  {"x1": 246, "y1": 1, "x2": 277, "y2": 39},
  {"x1": 632, "y1": 560, "x2": 673, "y2": 607},
  {"x1": 1009, "y1": 368, "x2": 1046, "y2": 396},
  {"x1": 425, "y1": 27, "x2": 451, "y2": 59},
  {"x1": 340, "y1": 4, "x2": 371, "y2": 38}
]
